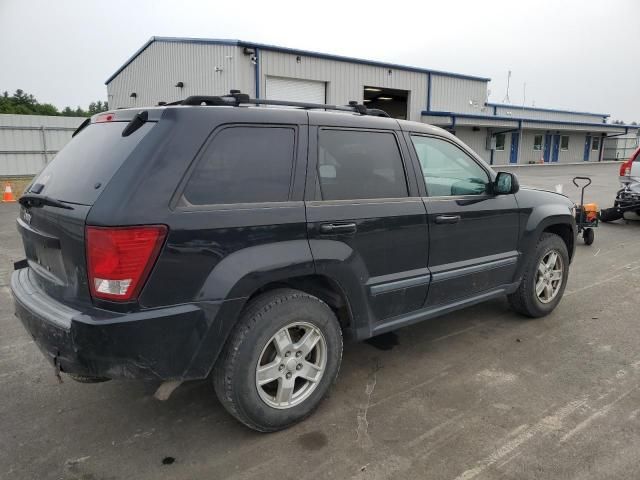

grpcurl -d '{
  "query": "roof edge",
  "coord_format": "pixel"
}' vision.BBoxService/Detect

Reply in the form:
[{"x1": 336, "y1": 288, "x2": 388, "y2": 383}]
[
  {"x1": 105, "y1": 36, "x2": 491, "y2": 85},
  {"x1": 486, "y1": 102, "x2": 610, "y2": 118},
  {"x1": 421, "y1": 110, "x2": 639, "y2": 130}
]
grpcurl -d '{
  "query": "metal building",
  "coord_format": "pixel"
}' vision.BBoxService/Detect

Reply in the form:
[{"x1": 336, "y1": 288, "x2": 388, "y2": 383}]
[{"x1": 106, "y1": 37, "x2": 639, "y2": 165}]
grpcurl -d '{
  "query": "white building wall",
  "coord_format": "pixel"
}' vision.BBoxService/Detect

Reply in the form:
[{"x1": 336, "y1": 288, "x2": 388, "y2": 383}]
[
  {"x1": 258, "y1": 50, "x2": 428, "y2": 121},
  {"x1": 0, "y1": 114, "x2": 85, "y2": 176},
  {"x1": 430, "y1": 75, "x2": 489, "y2": 114},
  {"x1": 453, "y1": 127, "x2": 511, "y2": 166},
  {"x1": 453, "y1": 127, "x2": 489, "y2": 161},
  {"x1": 107, "y1": 42, "x2": 255, "y2": 109}
]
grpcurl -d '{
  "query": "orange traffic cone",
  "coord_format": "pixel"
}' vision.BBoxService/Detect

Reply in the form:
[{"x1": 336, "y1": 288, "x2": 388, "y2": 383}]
[{"x1": 3, "y1": 183, "x2": 16, "y2": 203}]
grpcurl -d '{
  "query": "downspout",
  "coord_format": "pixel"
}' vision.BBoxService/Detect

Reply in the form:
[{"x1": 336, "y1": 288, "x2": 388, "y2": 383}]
[
  {"x1": 254, "y1": 47, "x2": 260, "y2": 99},
  {"x1": 516, "y1": 119, "x2": 522, "y2": 164},
  {"x1": 426, "y1": 72, "x2": 432, "y2": 112}
]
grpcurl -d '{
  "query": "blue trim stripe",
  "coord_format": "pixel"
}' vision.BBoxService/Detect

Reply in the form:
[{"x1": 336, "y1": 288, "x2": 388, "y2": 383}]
[
  {"x1": 486, "y1": 102, "x2": 609, "y2": 119},
  {"x1": 421, "y1": 111, "x2": 639, "y2": 130},
  {"x1": 105, "y1": 36, "x2": 492, "y2": 85}
]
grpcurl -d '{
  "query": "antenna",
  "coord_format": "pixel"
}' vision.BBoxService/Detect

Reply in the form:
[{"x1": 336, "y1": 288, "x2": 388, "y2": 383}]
[
  {"x1": 522, "y1": 82, "x2": 526, "y2": 108},
  {"x1": 502, "y1": 70, "x2": 511, "y2": 104}
]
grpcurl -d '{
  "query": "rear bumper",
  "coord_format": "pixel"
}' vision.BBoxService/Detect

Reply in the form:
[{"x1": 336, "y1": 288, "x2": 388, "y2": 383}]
[{"x1": 11, "y1": 268, "x2": 242, "y2": 381}]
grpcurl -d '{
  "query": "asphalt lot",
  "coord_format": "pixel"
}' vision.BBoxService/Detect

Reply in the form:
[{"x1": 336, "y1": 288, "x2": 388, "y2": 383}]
[{"x1": 2, "y1": 162, "x2": 640, "y2": 480}]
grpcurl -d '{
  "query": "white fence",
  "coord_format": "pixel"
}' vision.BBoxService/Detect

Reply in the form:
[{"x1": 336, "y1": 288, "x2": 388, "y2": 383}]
[{"x1": 0, "y1": 114, "x2": 85, "y2": 176}]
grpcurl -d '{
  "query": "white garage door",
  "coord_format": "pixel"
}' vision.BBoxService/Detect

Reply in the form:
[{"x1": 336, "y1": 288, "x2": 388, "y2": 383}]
[{"x1": 265, "y1": 77, "x2": 326, "y2": 104}]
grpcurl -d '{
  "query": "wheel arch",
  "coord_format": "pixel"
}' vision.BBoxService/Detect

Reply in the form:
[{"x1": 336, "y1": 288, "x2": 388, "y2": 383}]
[{"x1": 245, "y1": 274, "x2": 356, "y2": 338}]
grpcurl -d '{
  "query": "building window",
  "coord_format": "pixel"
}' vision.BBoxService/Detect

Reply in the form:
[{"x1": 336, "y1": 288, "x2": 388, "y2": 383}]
[
  {"x1": 495, "y1": 133, "x2": 505, "y2": 151},
  {"x1": 592, "y1": 136, "x2": 600, "y2": 151},
  {"x1": 533, "y1": 135, "x2": 543, "y2": 151},
  {"x1": 560, "y1": 135, "x2": 570, "y2": 151}
]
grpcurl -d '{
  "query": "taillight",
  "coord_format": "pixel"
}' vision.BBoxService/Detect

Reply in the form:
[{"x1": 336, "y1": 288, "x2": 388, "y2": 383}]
[
  {"x1": 86, "y1": 225, "x2": 167, "y2": 301},
  {"x1": 620, "y1": 159, "x2": 633, "y2": 176},
  {"x1": 95, "y1": 113, "x2": 114, "y2": 123}
]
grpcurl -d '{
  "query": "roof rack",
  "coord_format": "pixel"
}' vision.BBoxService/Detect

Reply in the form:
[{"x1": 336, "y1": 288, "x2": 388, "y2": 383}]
[{"x1": 176, "y1": 90, "x2": 390, "y2": 117}]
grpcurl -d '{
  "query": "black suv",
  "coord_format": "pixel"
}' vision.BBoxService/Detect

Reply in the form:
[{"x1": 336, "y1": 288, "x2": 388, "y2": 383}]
[{"x1": 11, "y1": 93, "x2": 576, "y2": 432}]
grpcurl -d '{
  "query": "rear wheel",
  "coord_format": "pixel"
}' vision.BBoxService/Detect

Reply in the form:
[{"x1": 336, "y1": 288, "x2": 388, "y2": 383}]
[
  {"x1": 508, "y1": 233, "x2": 569, "y2": 318},
  {"x1": 213, "y1": 288, "x2": 343, "y2": 432}
]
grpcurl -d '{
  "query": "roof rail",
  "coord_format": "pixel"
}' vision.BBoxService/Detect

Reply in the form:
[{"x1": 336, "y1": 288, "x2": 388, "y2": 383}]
[{"x1": 178, "y1": 90, "x2": 390, "y2": 117}]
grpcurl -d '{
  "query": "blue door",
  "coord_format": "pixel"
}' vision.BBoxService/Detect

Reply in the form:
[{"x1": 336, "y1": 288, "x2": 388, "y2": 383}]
[
  {"x1": 543, "y1": 134, "x2": 552, "y2": 162},
  {"x1": 509, "y1": 132, "x2": 520, "y2": 164},
  {"x1": 583, "y1": 135, "x2": 591, "y2": 161},
  {"x1": 552, "y1": 134, "x2": 560, "y2": 162}
]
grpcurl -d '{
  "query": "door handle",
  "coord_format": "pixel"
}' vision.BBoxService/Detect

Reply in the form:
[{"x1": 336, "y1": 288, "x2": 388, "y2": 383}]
[
  {"x1": 434, "y1": 215, "x2": 461, "y2": 224},
  {"x1": 319, "y1": 223, "x2": 357, "y2": 234}
]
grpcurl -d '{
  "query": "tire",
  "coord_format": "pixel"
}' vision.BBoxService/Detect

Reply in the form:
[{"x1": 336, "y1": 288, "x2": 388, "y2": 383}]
[
  {"x1": 213, "y1": 288, "x2": 343, "y2": 432},
  {"x1": 583, "y1": 228, "x2": 594, "y2": 246},
  {"x1": 599, "y1": 208, "x2": 622, "y2": 223},
  {"x1": 508, "y1": 233, "x2": 570, "y2": 318}
]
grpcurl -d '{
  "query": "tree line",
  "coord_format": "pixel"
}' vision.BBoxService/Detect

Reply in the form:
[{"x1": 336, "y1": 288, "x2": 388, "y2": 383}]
[{"x1": 0, "y1": 89, "x2": 108, "y2": 117}]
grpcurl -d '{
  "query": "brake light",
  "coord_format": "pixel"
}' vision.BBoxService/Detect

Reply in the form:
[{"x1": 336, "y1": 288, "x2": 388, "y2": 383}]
[
  {"x1": 95, "y1": 113, "x2": 114, "y2": 123},
  {"x1": 86, "y1": 225, "x2": 167, "y2": 301},
  {"x1": 620, "y1": 159, "x2": 633, "y2": 176}
]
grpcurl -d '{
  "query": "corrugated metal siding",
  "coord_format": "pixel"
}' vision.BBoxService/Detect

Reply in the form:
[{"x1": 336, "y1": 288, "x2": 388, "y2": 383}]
[
  {"x1": 454, "y1": 127, "x2": 490, "y2": 161},
  {"x1": 0, "y1": 114, "x2": 85, "y2": 176},
  {"x1": 429, "y1": 75, "x2": 489, "y2": 114},
  {"x1": 258, "y1": 50, "x2": 427, "y2": 121},
  {"x1": 107, "y1": 42, "x2": 255, "y2": 109},
  {"x1": 520, "y1": 121, "x2": 621, "y2": 133},
  {"x1": 455, "y1": 117, "x2": 518, "y2": 128},
  {"x1": 494, "y1": 106, "x2": 605, "y2": 123}
]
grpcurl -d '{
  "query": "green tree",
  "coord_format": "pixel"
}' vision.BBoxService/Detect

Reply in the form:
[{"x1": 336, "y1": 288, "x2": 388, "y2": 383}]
[{"x1": 0, "y1": 89, "x2": 108, "y2": 117}]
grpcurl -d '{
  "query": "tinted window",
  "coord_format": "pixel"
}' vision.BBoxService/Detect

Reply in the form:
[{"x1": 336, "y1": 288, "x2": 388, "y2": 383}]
[
  {"x1": 317, "y1": 129, "x2": 408, "y2": 200},
  {"x1": 495, "y1": 133, "x2": 506, "y2": 151},
  {"x1": 560, "y1": 135, "x2": 570, "y2": 150},
  {"x1": 31, "y1": 122, "x2": 155, "y2": 205},
  {"x1": 184, "y1": 126, "x2": 295, "y2": 205},
  {"x1": 411, "y1": 136, "x2": 490, "y2": 197},
  {"x1": 591, "y1": 136, "x2": 600, "y2": 151}
]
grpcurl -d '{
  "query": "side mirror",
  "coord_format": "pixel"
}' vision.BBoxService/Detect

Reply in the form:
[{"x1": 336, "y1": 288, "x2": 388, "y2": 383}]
[{"x1": 494, "y1": 171, "x2": 519, "y2": 195}]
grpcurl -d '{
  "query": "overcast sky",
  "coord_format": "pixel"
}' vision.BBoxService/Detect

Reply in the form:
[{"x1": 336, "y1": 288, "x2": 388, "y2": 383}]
[{"x1": 1, "y1": 0, "x2": 638, "y2": 122}]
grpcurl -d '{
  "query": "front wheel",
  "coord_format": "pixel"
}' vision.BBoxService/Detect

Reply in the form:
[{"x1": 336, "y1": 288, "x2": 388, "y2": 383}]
[
  {"x1": 508, "y1": 233, "x2": 570, "y2": 318},
  {"x1": 213, "y1": 288, "x2": 343, "y2": 432}
]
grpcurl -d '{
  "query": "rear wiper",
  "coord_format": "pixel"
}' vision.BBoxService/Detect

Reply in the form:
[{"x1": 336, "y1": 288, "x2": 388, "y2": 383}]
[
  {"x1": 19, "y1": 194, "x2": 74, "y2": 210},
  {"x1": 72, "y1": 118, "x2": 91, "y2": 137}
]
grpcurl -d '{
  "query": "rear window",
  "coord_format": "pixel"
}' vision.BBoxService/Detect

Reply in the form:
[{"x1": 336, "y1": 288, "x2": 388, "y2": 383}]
[
  {"x1": 183, "y1": 126, "x2": 296, "y2": 205},
  {"x1": 30, "y1": 122, "x2": 154, "y2": 205}
]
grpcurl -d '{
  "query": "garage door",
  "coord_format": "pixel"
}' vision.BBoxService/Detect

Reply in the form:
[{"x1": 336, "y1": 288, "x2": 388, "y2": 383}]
[{"x1": 265, "y1": 77, "x2": 326, "y2": 104}]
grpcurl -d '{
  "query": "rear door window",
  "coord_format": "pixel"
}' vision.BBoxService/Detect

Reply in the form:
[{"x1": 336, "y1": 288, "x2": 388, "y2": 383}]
[
  {"x1": 317, "y1": 129, "x2": 408, "y2": 200},
  {"x1": 183, "y1": 126, "x2": 296, "y2": 205},
  {"x1": 31, "y1": 122, "x2": 155, "y2": 205}
]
